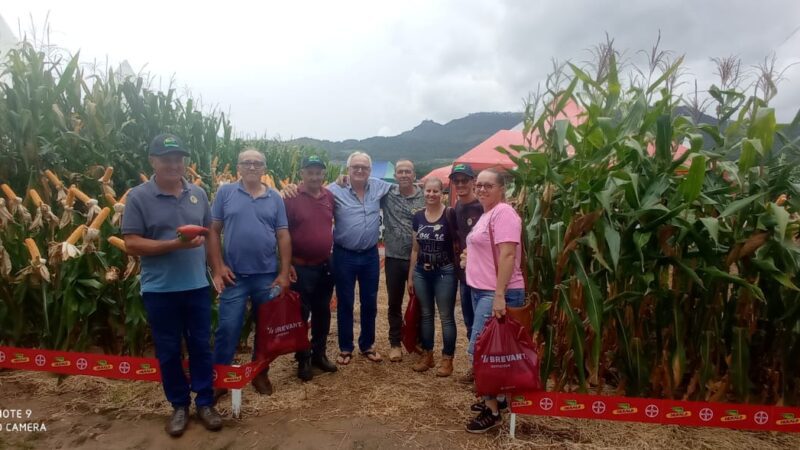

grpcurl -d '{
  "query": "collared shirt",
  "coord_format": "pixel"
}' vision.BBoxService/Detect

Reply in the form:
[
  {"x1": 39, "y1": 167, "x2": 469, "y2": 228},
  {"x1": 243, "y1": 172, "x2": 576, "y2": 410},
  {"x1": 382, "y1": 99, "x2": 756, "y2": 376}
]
[
  {"x1": 327, "y1": 177, "x2": 392, "y2": 251},
  {"x1": 211, "y1": 181, "x2": 288, "y2": 275},
  {"x1": 122, "y1": 177, "x2": 211, "y2": 293},
  {"x1": 381, "y1": 185, "x2": 425, "y2": 259},
  {"x1": 284, "y1": 184, "x2": 335, "y2": 263}
]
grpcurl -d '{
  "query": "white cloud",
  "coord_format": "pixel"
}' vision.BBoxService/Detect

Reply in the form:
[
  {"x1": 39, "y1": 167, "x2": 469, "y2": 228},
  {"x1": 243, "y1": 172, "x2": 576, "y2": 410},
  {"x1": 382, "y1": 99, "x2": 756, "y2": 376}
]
[{"x1": 4, "y1": 0, "x2": 800, "y2": 140}]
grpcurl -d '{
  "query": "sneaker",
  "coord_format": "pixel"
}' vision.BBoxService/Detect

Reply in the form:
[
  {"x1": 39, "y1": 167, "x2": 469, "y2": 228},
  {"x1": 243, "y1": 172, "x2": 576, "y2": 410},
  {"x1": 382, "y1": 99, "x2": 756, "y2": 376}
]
[
  {"x1": 466, "y1": 408, "x2": 502, "y2": 434},
  {"x1": 469, "y1": 398, "x2": 509, "y2": 413}
]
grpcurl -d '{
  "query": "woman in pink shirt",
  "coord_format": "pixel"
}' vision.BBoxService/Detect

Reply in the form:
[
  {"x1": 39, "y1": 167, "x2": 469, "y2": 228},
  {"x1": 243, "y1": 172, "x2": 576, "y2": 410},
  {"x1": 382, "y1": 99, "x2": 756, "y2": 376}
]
[{"x1": 463, "y1": 168, "x2": 525, "y2": 434}]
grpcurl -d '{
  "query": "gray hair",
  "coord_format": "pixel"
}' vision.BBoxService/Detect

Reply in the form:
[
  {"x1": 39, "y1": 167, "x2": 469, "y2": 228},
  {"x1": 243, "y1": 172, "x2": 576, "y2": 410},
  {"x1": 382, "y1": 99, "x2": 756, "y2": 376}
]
[
  {"x1": 346, "y1": 151, "x2": 372, "y2": 168},
  {"x1": 238, "y1": 148, "x2": 266, "y2": 163}
]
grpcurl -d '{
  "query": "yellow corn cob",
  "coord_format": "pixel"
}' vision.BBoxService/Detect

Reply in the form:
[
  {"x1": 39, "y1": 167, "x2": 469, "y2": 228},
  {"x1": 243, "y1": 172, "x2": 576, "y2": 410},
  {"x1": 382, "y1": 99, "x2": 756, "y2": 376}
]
[
  {"x1": 1, "y1": 183, "x2": 18, "y2": 201},
  {"x1": 24, "y1": 238, "x2": 41, "y2": 261},
  {"x1": 107, "y1": 236, "x2": 127, "y2": 252},
  {"x1": 186, "y1": 166, "x2": 200, "y2": 179},
  {"x1": 776, "y1": 194, "x2": 787, "y2": 206},
  {"x1": 69, "y1": 186, "x2": 91, "y2": 204},
  {"x1": 104, "y1": 193, "x2": 117, "y2": 206},
  {"x1": 28, "y1": 189, "x2": 43, "y2": 207},
  {"x1": 66, "y1": 224, "x2": 87, "y2": 245},
  {"x1": 119, "y1": 189, "x2": 131, "y2": 205},
  {"x1": 64, "y1": 187, "x2": 76, "y2": 208},
  {"x1": 44, "y1": 170, "x2": 63, "y2": 189},
  {"x1": 193, "y1": 178, "x2": 203, "y2": 186},
  {"x1": 89, "y1": 207, "x2": 111, "y2": 229},
  {"x1": 140, "y1": 173, "x2": 149, "y2": 183},
  {"x1": 99, "y1": 166, "x2": 114, "y2": 183}
]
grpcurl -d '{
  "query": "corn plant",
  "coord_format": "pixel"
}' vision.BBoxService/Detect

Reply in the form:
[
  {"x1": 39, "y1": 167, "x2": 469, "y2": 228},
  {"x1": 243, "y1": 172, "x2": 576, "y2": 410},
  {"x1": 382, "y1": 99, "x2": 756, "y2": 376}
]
[{"x1": 505, "y1": 43, "x2": 800, "y2": 405}]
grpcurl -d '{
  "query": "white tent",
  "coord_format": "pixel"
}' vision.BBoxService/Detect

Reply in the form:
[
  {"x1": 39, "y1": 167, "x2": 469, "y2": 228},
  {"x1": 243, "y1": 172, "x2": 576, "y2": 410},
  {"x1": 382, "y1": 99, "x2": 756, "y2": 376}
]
[{"x1": 0, "y1": 14, "x2": 19, "y2": 58}]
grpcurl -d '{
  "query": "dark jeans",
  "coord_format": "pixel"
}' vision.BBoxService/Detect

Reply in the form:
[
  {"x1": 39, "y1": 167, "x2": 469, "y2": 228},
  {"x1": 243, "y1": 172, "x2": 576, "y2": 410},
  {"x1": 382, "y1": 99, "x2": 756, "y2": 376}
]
[
  {"x1": 384, "y1": 257, "x2": 410, "y2": 347},
  {"x1": 142, "y1": 287, "x2": 214, "y2": 408},
  {"x1": 293, "y1": 262, "x2": 335, "y2": 360},
  {"x1": 459, "y1": 280, "x2": 474, "y2": 341},
  {"x1": 332, "y1": 245, "x2": 380, "y2": 353},
  {"x1": 413, "y1": 263, "x2": 458, "y2": 356}
]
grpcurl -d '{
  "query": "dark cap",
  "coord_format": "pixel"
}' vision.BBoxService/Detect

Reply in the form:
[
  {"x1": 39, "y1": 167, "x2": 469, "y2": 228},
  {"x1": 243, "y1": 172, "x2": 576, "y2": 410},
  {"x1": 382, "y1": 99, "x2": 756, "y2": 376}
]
[
  {"x1": 449, "y1": 163, "x2": 475, "y2": 179},
  {"x1": 301, "y1": 155, "x2": 326, "y2": 169},
  {"x1": 149, "y1": 133, "x2": 190, "y2": 157}
]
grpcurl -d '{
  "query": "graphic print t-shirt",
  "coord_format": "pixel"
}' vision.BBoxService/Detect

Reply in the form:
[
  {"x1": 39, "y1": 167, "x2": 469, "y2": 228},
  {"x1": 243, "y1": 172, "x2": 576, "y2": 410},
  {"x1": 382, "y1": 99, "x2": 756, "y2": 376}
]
[{"x1": 412, "y1": 208, "x2": 455, "y2": 267}]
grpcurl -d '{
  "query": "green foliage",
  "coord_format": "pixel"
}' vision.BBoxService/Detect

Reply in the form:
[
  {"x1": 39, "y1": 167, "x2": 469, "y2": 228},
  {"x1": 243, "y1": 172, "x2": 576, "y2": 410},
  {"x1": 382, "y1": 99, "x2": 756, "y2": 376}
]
[{"x1": 506, "y1": 45, "x2": 800, "y2": 404}]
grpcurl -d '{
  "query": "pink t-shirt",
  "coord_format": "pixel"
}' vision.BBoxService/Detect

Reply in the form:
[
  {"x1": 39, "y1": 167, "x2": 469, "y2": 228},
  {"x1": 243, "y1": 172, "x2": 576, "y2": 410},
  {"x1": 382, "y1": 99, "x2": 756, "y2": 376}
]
[{"x1": 465, "y1": 202, "x2": 524, "y2": 290}]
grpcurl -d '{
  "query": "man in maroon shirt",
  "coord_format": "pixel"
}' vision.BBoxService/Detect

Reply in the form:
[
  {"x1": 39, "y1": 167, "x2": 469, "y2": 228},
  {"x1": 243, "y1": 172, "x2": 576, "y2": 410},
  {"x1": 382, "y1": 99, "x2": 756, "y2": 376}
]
[{"x1": 285, "y1": 156, "x2": 338, "y2": 379}]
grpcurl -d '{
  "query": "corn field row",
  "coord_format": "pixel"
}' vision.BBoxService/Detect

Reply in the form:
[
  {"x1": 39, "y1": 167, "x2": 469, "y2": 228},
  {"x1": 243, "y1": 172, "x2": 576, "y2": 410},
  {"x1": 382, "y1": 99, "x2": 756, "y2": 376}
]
[{"x1": 506, "y1": 44, "x2": 800, "y2": 405}]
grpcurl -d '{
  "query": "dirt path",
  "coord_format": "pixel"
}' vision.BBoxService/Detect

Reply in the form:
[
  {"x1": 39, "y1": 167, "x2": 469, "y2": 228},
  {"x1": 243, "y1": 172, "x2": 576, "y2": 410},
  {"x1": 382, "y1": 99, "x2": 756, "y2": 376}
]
[{"x1": 2, "y1": 272, "x2": 800, "y2": 449}]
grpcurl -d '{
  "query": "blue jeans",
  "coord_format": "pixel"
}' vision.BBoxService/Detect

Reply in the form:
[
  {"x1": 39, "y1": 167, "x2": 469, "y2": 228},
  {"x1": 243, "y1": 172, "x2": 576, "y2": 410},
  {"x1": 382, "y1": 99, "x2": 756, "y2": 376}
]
[
  {"x1": 292, "y1": 262, "x2": 334, "y2": 359},
  {"x1": 332, "y1": 245, "x2": 380, "y2": 353},
  {"x1": 413, "y1": 263, "x2": 458, "y2": 356},
  {"x1": 213, "y1": 272, "x2": 277, "y2": 366},
  {"x1": 467, "y1": 287, "x2": 525, "y2": 356},
  {"x1": 142, "y1": 287, "x2": 214, "y2": 408},
  {"x1": 459, "y1": 280, "x2": 474, "y2": 341}
]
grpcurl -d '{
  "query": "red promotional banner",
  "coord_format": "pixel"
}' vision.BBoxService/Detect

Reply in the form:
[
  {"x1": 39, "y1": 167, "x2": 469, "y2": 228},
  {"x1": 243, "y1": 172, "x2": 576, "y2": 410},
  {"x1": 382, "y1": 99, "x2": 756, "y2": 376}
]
[
  {"x1": 510, "y1": 391, "x2": 800, "y2": 433},
  {"x1": 0, "y1": 346, "x2": 266, "y2": 389}
]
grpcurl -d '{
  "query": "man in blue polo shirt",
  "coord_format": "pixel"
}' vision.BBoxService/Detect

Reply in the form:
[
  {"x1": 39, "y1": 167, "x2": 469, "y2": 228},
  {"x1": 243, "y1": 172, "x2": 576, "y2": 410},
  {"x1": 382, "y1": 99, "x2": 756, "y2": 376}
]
[
  {"x1": 208, "y1": 148, "x2": 292, "y2": 399},
  {"x1": 122, "y1": 133, "x2": 222, "y2": 437},
  {"x1": 328, "y1": 151, "x2": 392, "y2": 365}
]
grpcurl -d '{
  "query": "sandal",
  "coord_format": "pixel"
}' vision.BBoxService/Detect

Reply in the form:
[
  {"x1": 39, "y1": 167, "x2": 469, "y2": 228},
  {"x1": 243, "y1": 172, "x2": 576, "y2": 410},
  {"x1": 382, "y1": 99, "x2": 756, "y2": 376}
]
[
  {"x1": 336, "y1": 352, "x2": 352, "y2": 365},
  {"x1": 362, "y1": 349, "x2": 383, "y2": 363}
]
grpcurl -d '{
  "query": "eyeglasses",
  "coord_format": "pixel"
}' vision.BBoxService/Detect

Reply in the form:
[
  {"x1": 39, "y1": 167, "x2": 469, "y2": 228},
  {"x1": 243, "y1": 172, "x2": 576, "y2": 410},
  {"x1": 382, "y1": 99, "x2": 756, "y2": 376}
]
[
  {"x1": 349, "y1": 165, "x2": 370, "y2": 172},
  {"x1": 475, "y1": 183, "x2": 497, "y2": 191},
  {"x1": 451, "y1": 177, "x2": 472, "y2": 185},
  {"x1": 238, "y1": 160, "x2": 265, "y2": 168}
]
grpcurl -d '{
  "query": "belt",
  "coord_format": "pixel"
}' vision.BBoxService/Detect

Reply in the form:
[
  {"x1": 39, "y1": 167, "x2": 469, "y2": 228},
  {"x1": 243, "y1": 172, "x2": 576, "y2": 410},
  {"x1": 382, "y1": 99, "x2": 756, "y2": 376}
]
[
  {"x1": 292, "y1": 256, "x2": 329, "y2": 266},
  {"x1": 334, "y1": 244, "x2": 376, "y2": 254},
  {"x1": 419, "y1": 262, "x2": 454, "y2": 272}
]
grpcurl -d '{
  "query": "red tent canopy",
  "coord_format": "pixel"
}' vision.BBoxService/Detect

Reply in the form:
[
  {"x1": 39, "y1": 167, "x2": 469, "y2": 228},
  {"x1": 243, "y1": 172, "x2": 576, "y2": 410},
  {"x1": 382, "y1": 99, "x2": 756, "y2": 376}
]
[
  {"x1": 453, "y1": 130, "x2": 526, "y2": 171},
  {"x1": 421, "y1": 165, "x2": 453, "y2": 190}
]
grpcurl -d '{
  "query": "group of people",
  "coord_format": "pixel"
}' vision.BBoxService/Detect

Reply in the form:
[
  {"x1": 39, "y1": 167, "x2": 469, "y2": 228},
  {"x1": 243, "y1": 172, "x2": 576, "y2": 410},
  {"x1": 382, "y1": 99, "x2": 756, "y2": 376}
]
[{"x1": 122, "y1": 133, "x2": 526, "y2": 437}]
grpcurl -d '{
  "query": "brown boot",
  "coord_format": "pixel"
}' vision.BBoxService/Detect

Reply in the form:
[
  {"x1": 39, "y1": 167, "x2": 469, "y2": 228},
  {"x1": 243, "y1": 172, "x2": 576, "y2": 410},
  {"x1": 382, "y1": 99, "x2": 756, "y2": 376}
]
[
  {"x1": 412, "y1": 351, "x2": 435, "y2": 372},
  {"x1": 436, "y1": 355, "x2": 454, "y2": 377},
  {"x1": 251, "y1": 370, "x2": 273, "y2": 395}
]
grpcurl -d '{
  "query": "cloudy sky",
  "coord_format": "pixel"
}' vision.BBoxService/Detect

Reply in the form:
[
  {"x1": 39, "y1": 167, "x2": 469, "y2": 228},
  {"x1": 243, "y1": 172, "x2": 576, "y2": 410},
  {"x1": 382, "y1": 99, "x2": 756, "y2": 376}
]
[{"x1": 4, "y1": 1, "x2": 799, "y2": 141}]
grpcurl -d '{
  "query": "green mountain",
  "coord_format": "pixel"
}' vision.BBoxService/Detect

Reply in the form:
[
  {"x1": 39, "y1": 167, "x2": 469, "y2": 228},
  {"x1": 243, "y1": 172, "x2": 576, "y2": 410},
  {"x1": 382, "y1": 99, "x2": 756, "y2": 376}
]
[{"x1": 290, "y1": 112, "x2": 523, "y2": 164}]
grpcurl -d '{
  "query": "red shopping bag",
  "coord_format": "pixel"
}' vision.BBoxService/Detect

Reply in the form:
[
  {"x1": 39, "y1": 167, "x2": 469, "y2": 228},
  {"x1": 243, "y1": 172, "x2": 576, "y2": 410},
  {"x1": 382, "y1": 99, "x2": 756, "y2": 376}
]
[
  {"x1": 255, "y1": 289, "x2": 310, "y2": 362},
  {"x1": 401, "y1": 291, "x2": 421, "y2": 354},
  {"x1": 473, "y1": 316, "x2": 542, "y2": 396}
]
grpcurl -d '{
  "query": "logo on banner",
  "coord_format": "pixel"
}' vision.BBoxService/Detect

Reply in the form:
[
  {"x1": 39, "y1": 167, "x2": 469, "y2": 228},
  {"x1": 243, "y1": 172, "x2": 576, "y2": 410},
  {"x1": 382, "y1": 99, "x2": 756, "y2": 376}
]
[
  {"x1": 223, "y1": 371, "x2": 242, "y2": 383},
  {"x1": 93, "y1": 359, "x2": 114, "y2": 371},
  {"x1": 699, "y1": 408, "x2": 714, "y2": 421},
  {"x1": 51, "y1": 356, "x2": 71, "y2": 368},
  {"x1": 539, "y1": 397, "x2": 554, "y2": 411},
  {"x1": 753, "y1": 411, "x2": 769, "y2": 425},
  {"x1": 12, "y1": 353, "x2": 29, "y2": 363},
  {"x1": 136, "y1": 363, "x2": 157, "y2": 375},
  {"x1": 76, "y1": 358, "x2": 89, "y2": 370},
  {"x1": 34, "y1": 354, "x2": 46, "y2": 367},
  {"x1": 644, "y1": 404, "x2": 659, "y2": 418},
  {"x1": 777, "y1": 413, "x2": 800, "y2": 426},
  {"x1": 591, "y1": 401, "x2": 606, "y2": 415},
  {"x1": 667, "y1": 406, "x2": 693, "y2": 419},
  {"x1": 245, "y1": 366, "x2": 253, "y2": 379},
  {"x1": 118, "y1": 362, "x2": 131, "y2": 374},
  {"x1": 612, "y1": 402, "x2": 638, "y2": 415},
  {"x1": 0, "y1": 350, "x2": 5, "y2": 362},
  {"x1": 560, "y1": 400, "x2": 585, "y2": 411},
  {"x1": 511, "y1": 395, "x2": 533, "y2": 408},
  {"x1": 720, "y1": 409, "x2": 747, "y2": 422}
]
